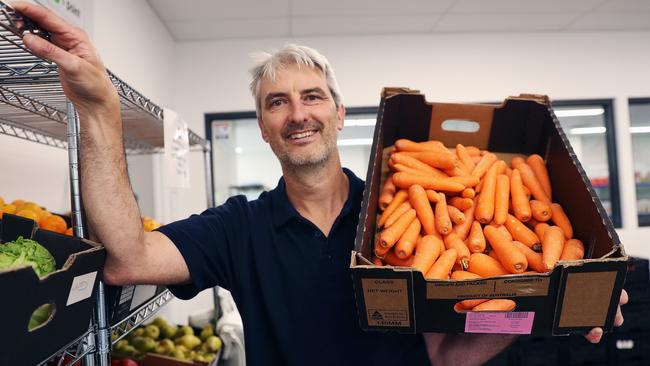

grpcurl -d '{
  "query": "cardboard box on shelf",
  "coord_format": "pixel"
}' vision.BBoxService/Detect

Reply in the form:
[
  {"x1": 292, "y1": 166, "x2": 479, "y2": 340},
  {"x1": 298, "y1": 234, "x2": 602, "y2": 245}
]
[
  {"x1": 0, "y1": 213, "x2": 105, "y2": 366},
  {"x1": 351, "y1": 89, "x2": 627, "y2": 336}
]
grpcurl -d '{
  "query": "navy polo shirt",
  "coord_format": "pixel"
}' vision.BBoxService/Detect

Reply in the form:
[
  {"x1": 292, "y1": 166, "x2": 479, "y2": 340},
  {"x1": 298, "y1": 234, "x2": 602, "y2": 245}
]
[{"x1": 157, "y1": 168, "x2": 430, "y2": 366}]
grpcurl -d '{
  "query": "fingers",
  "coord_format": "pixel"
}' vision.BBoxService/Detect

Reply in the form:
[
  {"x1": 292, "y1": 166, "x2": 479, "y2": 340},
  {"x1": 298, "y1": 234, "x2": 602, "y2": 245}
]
[
  {"x1": 585, "y1": 327, "x2": 603, "y2": 344},
  {"x1": 620, "y1": 289, "x2": 629, "y2": 305},
  {"x1": 11, "y1": 1, "x2": 78, "y2": 35},
  {"x1": 22, "y1": 33, "x2": 79, "y2": 71},
  {"x1": 614, "y1": 305, "x2": 624, "y2": 327}
]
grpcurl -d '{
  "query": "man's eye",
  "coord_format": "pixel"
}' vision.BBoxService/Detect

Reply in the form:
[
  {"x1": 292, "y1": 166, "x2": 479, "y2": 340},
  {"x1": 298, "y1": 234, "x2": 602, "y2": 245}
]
[
  {"x1": 305, "y1": 95, "x2": 321, "y2": 102},
  {"x1": 270, "y1": 99, "x2": 284, "y2": 107}
]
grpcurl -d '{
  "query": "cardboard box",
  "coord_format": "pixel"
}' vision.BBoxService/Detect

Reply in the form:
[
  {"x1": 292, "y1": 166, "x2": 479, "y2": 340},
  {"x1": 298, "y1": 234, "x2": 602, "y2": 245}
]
[
  {"x1": 351, "y1": 89, "x2": 628, "y2": 336},
  {"x1": 136, "y1": 349, "x2": 221, "y2": 366},
  {"x1": 0, "y1": 213, "x2": 105, "y2": 365},
  {"x1": 106, "y1": 283, "x2": 167, "y2": 324}
]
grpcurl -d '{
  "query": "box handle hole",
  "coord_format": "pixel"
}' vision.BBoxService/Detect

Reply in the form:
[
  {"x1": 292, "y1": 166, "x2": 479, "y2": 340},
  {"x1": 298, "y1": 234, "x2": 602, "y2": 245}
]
[
  {"x1": 28, "y1": 303, "x2": 56, "y2": 331},
  {"x1": 441, "y1": 119, "x2": 480, "y2": 133}
]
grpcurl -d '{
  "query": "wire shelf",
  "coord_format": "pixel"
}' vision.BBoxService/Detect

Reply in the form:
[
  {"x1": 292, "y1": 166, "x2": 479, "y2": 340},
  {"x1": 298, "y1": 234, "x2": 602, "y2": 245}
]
[
  {"x1": 37, "y1": 328, "x2": 96, "y2": 366},
  {"x1": 110, "y1": 290, "x2": 175, "y2": 345}
]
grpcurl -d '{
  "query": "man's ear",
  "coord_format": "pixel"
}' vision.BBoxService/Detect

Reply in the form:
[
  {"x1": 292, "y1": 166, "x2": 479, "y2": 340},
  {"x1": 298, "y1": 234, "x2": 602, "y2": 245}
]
[
  {"x1": 258, "y1": 117, "x2": 269, "y2": 142},
  {"x1": 336, "y1": 104, "x2": 346, "y2": 131}
]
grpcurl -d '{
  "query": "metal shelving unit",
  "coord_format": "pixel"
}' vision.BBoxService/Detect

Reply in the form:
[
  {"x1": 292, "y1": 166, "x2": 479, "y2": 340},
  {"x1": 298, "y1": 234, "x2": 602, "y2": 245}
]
[{"x1": 1, "y1": 3, "x2": 213, "y2": 366}]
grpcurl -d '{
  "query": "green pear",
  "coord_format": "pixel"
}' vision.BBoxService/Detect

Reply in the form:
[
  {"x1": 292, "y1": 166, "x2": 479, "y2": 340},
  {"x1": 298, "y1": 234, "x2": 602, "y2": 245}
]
[
  {"x1": 145, "y1": 324, "x2": 160, "y2": 340},
  {"x1": 161, "y1": 324, "x2": 178, "y2": 339},
  {"x1": 175, "y1": 334, "x2": 201, "y2": 350},
  {"x1": 199, "y1": 324, "x2": 213, "y2": 341},
  {"x1": 204, "y1": 335, "x2": 222, "y2": 352}
]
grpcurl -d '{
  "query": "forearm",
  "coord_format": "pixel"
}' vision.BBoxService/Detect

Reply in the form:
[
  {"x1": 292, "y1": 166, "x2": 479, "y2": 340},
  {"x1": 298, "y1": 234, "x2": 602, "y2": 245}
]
[{"x1": 424, "y1": 332, "x2": 517, "y2": 366}]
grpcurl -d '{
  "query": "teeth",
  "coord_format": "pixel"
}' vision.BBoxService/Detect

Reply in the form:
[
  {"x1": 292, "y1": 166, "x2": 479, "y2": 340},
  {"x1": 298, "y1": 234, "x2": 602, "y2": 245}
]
[{"x1": 289, "y1": 130, "x2": 315, "y2": 140}]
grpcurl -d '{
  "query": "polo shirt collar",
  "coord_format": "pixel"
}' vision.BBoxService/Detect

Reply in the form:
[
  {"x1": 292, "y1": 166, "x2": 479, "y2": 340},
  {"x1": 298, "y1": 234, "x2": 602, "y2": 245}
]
[{"x1": 270, "y1": 168, "x2": 364, "y2": 228}]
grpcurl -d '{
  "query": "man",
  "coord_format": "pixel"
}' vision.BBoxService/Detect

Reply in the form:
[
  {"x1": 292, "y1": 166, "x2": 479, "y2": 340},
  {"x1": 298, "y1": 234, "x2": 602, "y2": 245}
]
[{"x1": 12, "y1": 2, "x2": 626, "y2": 366}]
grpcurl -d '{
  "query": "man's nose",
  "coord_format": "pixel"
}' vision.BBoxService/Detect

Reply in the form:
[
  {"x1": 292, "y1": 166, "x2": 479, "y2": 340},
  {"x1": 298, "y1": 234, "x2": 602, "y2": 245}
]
[{"x1": 289, "y1": 100, "x2": 309, "y2": 123}]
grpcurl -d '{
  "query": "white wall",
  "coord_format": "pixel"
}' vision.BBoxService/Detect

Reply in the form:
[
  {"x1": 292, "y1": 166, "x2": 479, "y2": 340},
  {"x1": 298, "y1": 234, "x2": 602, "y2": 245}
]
[{"x1": 172, "y1": 31, "x2": 650, "y2": 259}]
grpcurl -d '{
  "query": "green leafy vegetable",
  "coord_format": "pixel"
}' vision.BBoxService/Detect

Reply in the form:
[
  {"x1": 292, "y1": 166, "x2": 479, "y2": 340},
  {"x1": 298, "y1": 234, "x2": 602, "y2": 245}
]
[{"x1": 0, "y1": 236, "x2": 56, "y2": 278}]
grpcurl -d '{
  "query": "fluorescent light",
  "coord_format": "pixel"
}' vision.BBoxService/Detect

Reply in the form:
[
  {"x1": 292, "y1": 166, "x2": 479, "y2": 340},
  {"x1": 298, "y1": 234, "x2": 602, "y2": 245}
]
[
  {"x1": 569, "y1": 127, "x2": 606, "y2": 135},
  {"x1": 337, "y1": 138, "x2": 373, "y2": 146},
  {"x1": 555, "y1": 108, "x2": 604, "y2": 117},
  {"x1": 235, "y1": 147, "x2": 243, "y2": 154},
  {"x1": 345, "y1": 118, "x2": 376, "y2": 127},
  {"x1": 631, "y1": 126, "x2": 650, "y2": 134}
]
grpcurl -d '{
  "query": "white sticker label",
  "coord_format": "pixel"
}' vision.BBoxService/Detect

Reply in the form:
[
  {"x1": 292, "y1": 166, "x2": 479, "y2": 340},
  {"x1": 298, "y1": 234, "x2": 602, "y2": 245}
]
[{"x1": 66, "y1": 271, "x2": 97, "y2": 306}]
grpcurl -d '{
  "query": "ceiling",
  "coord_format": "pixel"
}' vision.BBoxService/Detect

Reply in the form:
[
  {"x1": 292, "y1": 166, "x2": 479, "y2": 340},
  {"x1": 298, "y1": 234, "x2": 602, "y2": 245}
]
[{"x1": 147, "y1": 0, "x2": 650, "y2": 41}]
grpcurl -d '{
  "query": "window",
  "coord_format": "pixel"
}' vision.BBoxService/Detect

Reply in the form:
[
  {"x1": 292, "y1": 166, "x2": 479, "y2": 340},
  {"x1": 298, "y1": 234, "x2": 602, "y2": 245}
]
[
  {"x1": 629, "y1": 99, "x2": 650, "y2": 226},
  {"x1": 552, "y1": 100, "x2": 621, "y2": 227}
]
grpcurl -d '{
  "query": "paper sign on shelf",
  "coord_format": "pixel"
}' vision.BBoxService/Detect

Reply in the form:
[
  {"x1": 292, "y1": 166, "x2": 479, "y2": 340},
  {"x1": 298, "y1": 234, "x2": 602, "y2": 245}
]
[
  {"x1": 163, "y1": 108, "x2": 190, "y2": 188},
  {"x1": 35, "y1": 0, "x2": 91, "y2": 32}
]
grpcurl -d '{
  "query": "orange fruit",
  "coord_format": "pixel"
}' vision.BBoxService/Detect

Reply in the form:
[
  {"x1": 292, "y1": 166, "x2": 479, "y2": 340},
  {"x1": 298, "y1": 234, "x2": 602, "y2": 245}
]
[
  {"x1": 65, "y1": 227, "x2": 74, "y2": 236},
  {"x1": 11, "y1": 199, "x2": 26, "y2": 208},
  {"x1": 39, "y1": 214, "x2": 68, "y2": 234},
  {"x1": 16, "y1": 209, "x2": 39, "y2": 221}
]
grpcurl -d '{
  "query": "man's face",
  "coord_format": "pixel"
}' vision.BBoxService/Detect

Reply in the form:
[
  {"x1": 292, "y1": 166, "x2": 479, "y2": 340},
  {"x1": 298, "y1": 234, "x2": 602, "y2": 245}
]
[{"x1": 257, "y1": 63, "x2": 345, "y2": 170}]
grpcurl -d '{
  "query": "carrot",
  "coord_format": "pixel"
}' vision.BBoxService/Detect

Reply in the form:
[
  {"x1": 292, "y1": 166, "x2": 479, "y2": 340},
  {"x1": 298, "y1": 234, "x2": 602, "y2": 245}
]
[
  {"x1": 494, "y1": 174, "x2": 510, "y2": 225},
  {"x1": 444, "y1": 166, "x2": 468, "y2": 177},
  {"x1": 447, "y1": 205, "x2": 466, "y2": 225},
  {"x1": 374, "y1": 236, "x2": 390, "y2": 258},
  {"x1": 443, "y1": 232, "x2": 471, "y2": 269},
  {"x1": 495, "y1": 225, "x2": 513, "y2": 241},
  {"x1": 510, "y1": 169, "x2": 532, "y2": 222},
  {"x1": 488, "y1": 248, "x2": 500, "y2": 261},
  {"x1": 524, "y1": 217, "x2": 540, "y2": 229},
  {"x1": 461, "y1": 188, "x2": 475, "y2": 199},
  {"x1": 542, "y1": 226, "x2": 566, "y2": 271},
  {"x1": 513, "y1": 241, "x2": 547, "y2": 273},
  {"x1": 533, "y1": 223, "x2": 549, "y2": 252},
  {"x1": 453, "y1": 199, "x2": 476, "y2": 241},
  {"x1": 530, "y1": 200, "x2": 551, "y2": 222},
  {"x1": 403, "y1": 151, "x2": 457, "y2": 170},
  {"x1": 383, "y1": 201, "x2": 412, "y2": 228},
  {"x1": 391, "y1": 152, "x2": 448, "y2": 178},
  {"x1": 550, "y1": 203, "x2": 573, "y2": 239},
  {"x1": 383, "y1": 249, "x2": 415, "y2": 267},
  {"x1": 378, "y1": 190, "x2": 408, "y2": 227},
  {"x1": 467, "y1": 221, "x2": 487, "y2": 253},
  {"x1": 449, "y1": 197, "x2": 473, "y2": 211},
  {"x1": 395, "y1": 139, "x2": 447, "y2": 153},
  {"x1": 505, "y1": 167, "x2": 513, "y2": 178},
  {"x1": 412, "y1": 234, "x2": 443, "y2": 274},
  {"x1": 504, "y1": 214, "x2": 540, "y2": 249},
  {"x1": 471, "y1": 153, "x2": 498, "y2": 179},
  {"x1": 426, "y1": 189, "x2": 439, "y2": 203},
  {"x1": 475, "y1": 162, "x2": 499, "y2": 224},
  {"x1": 460, "y1": 299, "x2": 490, "y2": 310},
  {"x1": 449, "y1": 175, "x2": 480, "y2": 188},
  {"x1": 380, "y1": 209, "x2": 417, "y2": 248},
  {"x1": 483, "y1": 225, "x2": 528, "y2": 274},
  {"x1": 495, "y1": 160, "x2": 508, "y2": 175},
  {"x1": 371, "y1": 257, "x2": 383, "y2": 266},
  {"x1": 512, "y1": 160, "x2": 550, "y2": 204},
  {"x1": 379, "y1": 175, "x2": 397, "y2": 210},
  {"x1": 451, "y1": 270, "x2": 482, "y2": 280},
  {"x1": 395, "y1": 218, "x2": 421, "y2": 258},
  {"x1": 435, "y1": 193, "x2": 453, "y2": 235},
  {"x1": 560, "y1": 239, "x2": 585, "y2": 261},
  {"x1": 408, "y1": 184, "x2": 436, "y2": 235},
  {"x1": 467, "y1": 253, "x2": 509, "y2": 277},
  {"x1": 392, "y1": 163, "x2": 434, "y2": 177},
  {"x1": 426, "y1": 248, "x2": 458, "y2": 279},
  {"x1": 527, "y1": 154, "x2": 552, "y2": 199},
  {"x1": 466, "y1": 146, "x2": 481, "y2": 156},
  {"x1": 472, "y1": 299, "x2": 516, "y2": 312},
  {"x1": 471, "y1": 155, "x2": 482, "y2": 165},
  {"x1": 392, "y1": 172, "x2": 465, "y2": 192},
  {"x1": 456, "y1": 144, "x2": 476, "y2": 172}
]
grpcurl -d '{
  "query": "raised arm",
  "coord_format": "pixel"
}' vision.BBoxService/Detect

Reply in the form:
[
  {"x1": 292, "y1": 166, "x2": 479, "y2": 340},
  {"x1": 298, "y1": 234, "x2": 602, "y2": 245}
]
[{"x1": 12, "y1": 1, "x2": 189, "y2": 285}]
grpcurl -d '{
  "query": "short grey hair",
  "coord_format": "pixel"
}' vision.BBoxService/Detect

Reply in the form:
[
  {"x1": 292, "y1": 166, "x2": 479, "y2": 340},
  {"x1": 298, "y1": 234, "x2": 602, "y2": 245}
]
[{"x1": 249, "y1": 44, "x2": 343, "y2": 117}]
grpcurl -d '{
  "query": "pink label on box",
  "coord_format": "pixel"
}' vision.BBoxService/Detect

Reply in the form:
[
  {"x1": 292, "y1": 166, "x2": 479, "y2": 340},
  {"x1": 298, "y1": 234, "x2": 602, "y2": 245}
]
[{"x1": 465, "y1": 312, "x2": 535, "y2": 334}]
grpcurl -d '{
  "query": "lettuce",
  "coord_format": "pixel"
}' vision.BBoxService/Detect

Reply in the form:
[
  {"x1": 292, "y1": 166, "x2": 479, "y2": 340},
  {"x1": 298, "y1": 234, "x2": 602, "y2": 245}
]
[{"x1": 0, "y1": 236, "x2": 56, "y2": 278}]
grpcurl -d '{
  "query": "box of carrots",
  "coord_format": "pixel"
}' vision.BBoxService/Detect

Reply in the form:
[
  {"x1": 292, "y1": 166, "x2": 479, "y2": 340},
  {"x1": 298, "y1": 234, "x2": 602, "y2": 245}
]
[{"x1": 351, "y1": 88, "x2": 628, "y2": 336}]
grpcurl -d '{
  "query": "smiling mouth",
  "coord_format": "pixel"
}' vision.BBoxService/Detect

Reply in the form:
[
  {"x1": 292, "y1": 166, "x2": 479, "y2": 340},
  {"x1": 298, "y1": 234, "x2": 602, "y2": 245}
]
[{"x1": 287, "y1": 130, "x2": 317, "y2": 140}]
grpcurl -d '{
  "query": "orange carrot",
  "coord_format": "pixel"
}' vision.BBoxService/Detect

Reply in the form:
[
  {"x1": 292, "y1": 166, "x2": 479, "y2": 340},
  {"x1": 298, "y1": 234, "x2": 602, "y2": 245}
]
[
  {"x1": 472, "y1": 153, "x2": 498, "y2": 179},
  {"x1": 380, "y1": 209, "x2": 417, "y2": 249},
  {"x1": 392, "y1": 172, "x2": 465, "y2": 192},
  {"x1": 374, "y1": 236, "x2": 390, "y2": 258},
  {"x1": 371, "y1": 257, "x2": 383, "y2": 266},
  {"x1": 512, "y1": 160, "x2": 550, "y2": 204},
  {"x1": 550, "y1": 203, "x2": 573, "y2": 239},
  {"x1": 449, "y1": 175, "x2": 480, "y2": 188},
  {"x1": 444, "y1": 166, "x2": 468, "y2": 177},
  {"x1": 510, "y1": 169, "x2": 532, "y2": 222},
  {"x1": 378, "y1": 190, "x2": 408, "y2": 227},
  {"x1": 412, "y1": 234, "x2": 443, "y2": 274},
  {"x1": 533, "y1": 223, "x2": 549, "y2": 252},
  {"x1": 560, "y1": 238, "x2": 585, "y2": 261},
  {"x1": 426, "y1": 189, "x2": 439, "y2": 203},
  {"x1": 472, "y1": 299, "x2": 516, "y2": 312},
  {"x1": 475, "y1": 162, "x2": 499, "y2": 224},
  {"x1": 495, "y1": 225, "x2": 513, "y2": 241},
  {"x1": 456, "y1": 144, "x2": 476, "y2": 172},
  {"x1": 451, "y1": 270, "x2": 481, "y2": 280},
  {"x1": 471, "y1": 155, "x2": 482, "y2": 165},
  {"x1": 483, "y1": 225, "x2": 528, "y2": 274},
  {"x1": 395, "y1": 139, "x2": 447, "y2": 152},
  {"x1": 435, "y1": 193, "x2": 453, "y2": 235},
  {"x1": 505, "y1": 168, "x2": 513, "y2": 178},
  {"x1": 530, "y1": 200, "x2": 551, "y2": 222},
  {"x1": 383, "y1": 249, "x2": 415, "y2": 267},
  {"x1": 527, "y1": 154, "x2": 552, "y2": 199},
  {"x1": 542, "y1": 226, "x2": 566, "y2": 270},
  {"x1": 504, "y1": 214, "x2": 540, "y2": 249},
  {"x1": 426, "y1": 248, "x2": 458, "y2": 279},
  {"x1": 409, "y1": 184, "x2": 436, "y2": 235},
  {"x1": 403, "y1": 151, "x2": 457, "y2": 170},
  {"x1": 460, "y1": 299, "x2": 490, "y2": 310},
  {"x1": 447, "y1": 205, "x2": 466, "y2": 225},
  {"x1": 453, "y1": 200, "x2": 476, "y2": 241},
  {"x1": 395, "y1": 218, "x2": 421, "y2": 258},
  {"x1": 393, "y1": 163, "x2": 434, "y2": 177},
  {"x1": 467, "y1": 253, "x2": 509, "y2": 277},
  {"x1": 488, "y1": 248, "x2": 500, "y2": 261},
  {"x1": 379, "y1": 174, "x2": 397, "y2": 211},
  {"x1": 467, "y1": 221, "x2": 487, "y2": 253},
  {"x1": 513, "y1": 241, "x2": 547, "y2": 273},
  {"x1": 443, "y1": 232, "x2": 471, "y2": 269},
  {"x1": 449, "y1": 197, "x2": 473, "y2": 211},
  {"x1": 495, "y1": 160, "x2": 508, "y2": 175},
  {"x1": 391, "y1": 152, "x2": 448, "y2": 178},
  {"x1": 383, "y1": 201, "x2": 412, "y2": 228},
  {"x1": 524, "y1": 218, "x2": 540, "y2": 229},
  {"x1": 466, "y1": 146, "x2": 481, "y2": 156},
  {"x1": 494, "y1": 174, "x2": 510, "y2": 225},
  {"x1": 461, "y1": 188, "x2": 476, "y2": 199}
]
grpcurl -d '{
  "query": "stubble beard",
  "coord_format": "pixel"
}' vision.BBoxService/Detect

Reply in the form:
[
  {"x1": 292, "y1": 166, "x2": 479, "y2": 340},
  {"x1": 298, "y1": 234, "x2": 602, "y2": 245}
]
[{"x1": 271, "y1": 120, "x2": 338, "y2": 172}]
